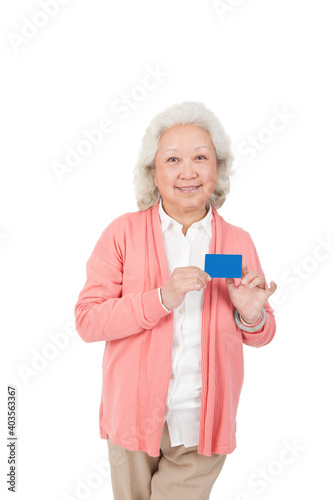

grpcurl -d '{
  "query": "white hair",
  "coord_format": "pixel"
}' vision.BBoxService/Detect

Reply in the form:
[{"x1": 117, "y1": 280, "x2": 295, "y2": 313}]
[{"x1": 133, "y1": 101, "x2": 235, "y2": 210}]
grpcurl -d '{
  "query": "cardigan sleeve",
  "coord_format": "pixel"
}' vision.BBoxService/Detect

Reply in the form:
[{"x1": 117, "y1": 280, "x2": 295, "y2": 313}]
[
  {"x1": 239, "y1": 233, "x2": 277, "y2": 348},
  {"x1": 74, "y1": 219, "x2": 170, "y2": 343}
]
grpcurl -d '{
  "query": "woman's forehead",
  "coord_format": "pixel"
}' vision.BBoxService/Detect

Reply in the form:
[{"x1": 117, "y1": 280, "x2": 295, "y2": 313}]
[{"x1": 158, "y1": 124, "x2": 213, "y2": 148}]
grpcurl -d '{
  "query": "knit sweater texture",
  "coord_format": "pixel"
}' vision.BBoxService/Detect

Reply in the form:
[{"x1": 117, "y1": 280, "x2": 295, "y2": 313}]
[{"x1": 74, "y1": 202, "x2": 276, "y2": 457}]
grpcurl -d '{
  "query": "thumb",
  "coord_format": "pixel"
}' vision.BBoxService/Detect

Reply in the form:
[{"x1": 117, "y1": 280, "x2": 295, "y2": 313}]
[{"x1": 225, "y1": 277, "x2": 236, "y2": 287}]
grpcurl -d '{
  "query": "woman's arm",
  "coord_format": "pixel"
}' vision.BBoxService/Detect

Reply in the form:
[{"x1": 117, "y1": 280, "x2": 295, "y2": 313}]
[
  {"x1": 239, "y1": 300, "x2": 276, "y2": 348},
  {"x1": 236, "y1": 233, "x2": 277, "y2": 348},
  {"x1": 74, "y1": 221, "x2": 170, "y2": 343}
]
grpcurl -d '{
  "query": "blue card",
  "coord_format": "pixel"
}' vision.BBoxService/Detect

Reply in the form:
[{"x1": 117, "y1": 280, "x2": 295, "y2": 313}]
[{"x1": 204, "y1": 254, "x2": 242, "y2": 278}]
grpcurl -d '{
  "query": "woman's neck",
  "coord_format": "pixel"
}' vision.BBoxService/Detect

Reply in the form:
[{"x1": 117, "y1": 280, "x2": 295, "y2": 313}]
[{"x1": 161, "y1": 201, "x2": 208, "y2": 236}]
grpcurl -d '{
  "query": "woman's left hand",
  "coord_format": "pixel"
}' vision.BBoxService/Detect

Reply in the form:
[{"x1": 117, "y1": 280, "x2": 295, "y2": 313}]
[{"x1": 225, "y1": 259, "x2": 277, "y2": 324}]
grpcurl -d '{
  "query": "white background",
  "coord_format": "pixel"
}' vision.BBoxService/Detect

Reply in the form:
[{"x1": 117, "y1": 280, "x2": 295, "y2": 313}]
[{"x1": 1, "y1": 0, "x2": 332, "y2": 498}]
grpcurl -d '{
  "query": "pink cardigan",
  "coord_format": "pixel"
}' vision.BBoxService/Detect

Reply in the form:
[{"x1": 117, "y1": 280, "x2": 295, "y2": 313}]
[{"x1": 74, "y1": 202, "x2": 276, "y2": 457}]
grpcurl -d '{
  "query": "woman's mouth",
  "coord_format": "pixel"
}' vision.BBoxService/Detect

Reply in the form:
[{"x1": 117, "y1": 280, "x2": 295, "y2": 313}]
[{"x1": 176, "y1": 185, "x2": 201, "y2": 193}]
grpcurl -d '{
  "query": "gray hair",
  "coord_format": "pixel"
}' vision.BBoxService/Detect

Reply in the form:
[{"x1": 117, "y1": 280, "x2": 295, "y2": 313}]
[{"x1": 133, "y1": 101, "x2": 235, "y2": 210}]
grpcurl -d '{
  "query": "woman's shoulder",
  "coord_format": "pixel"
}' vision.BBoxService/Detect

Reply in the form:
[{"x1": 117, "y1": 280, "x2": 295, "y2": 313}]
[
  {"x1": 92, "y1": 208, "x2": 151, "y2": 255},
  {"x1": 214, "y1": 209, "x2": 252, "y2": 241},
  {"x1": 101, "y1": 206, "x2": 152, "y2": 235}
]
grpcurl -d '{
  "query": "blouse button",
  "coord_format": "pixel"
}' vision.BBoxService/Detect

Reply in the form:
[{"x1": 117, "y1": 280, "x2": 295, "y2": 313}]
[
  {"x1": 179, "y1": 308, "x2": 184, "y2": 314},
  {"x1": 170, "y1": 373, "x2": 175, "y2": 379}
]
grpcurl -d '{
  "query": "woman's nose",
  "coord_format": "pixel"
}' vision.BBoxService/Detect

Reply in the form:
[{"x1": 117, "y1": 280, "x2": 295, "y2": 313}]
[{"x1": 180, "y1": 160, "x2": 197, "y2": 177}]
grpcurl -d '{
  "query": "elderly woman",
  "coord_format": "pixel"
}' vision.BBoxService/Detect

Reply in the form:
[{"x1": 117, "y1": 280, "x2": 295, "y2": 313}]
[{"x1": 74, "y1": 101, "x2": 277, "y2": 500}]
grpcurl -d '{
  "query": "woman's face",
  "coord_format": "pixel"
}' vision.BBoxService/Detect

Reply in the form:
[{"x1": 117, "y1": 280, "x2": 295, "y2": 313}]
[{"x1": 153, "y1": 124, "x2": 218, "y2": 217}]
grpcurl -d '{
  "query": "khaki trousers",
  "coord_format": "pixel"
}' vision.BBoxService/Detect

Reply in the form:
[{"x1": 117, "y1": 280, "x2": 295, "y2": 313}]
[{"x1": 107, "y1": 420, "x2": 227, "y2": 500}]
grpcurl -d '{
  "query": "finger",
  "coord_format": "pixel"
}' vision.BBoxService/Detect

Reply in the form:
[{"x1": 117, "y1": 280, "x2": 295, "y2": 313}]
[
  {"x1": 182, "y1": 266, "x2": 211, "y2": 282},
  {"x1": 241, "y1": 270, "x2": 259, "y2": 285},
  {"x1": 225, "y1": 277, "x2": 235, "y2": 285},
  {"x1": 195, "y1": 268, "x2": 212, "y2": 283},
  {"x1": 197, "y1": 267, "x2": 212, "y2": 282},
  {"x1": 197, "y1": 274, "x2": 210, "y2": 288},
  {"x1": 202, "y1": 271, "x2": 212, "y2": 282},
  {"x1": 247, "y1": 276, "x2": 266, "y2": 288},
  {"x1": 240, "y1": 259, "x2": 249, "y2": 281},
  {"x1": 182, "y1": 277, "x2": 207, "y2": 292},
  {"x1": 265, "y1": 281, "x2": 278, "y2": 296}
]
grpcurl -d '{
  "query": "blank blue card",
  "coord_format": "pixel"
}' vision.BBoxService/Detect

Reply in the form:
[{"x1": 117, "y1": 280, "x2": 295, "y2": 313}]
[{"x1": 204, "y1": 254, "x2": 242, "y2": 278}]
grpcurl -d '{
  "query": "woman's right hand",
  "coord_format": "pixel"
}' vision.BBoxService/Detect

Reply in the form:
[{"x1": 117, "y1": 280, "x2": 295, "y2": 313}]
[{"x1": 160, "y1": 266, "x2": 212, "y2": 310}]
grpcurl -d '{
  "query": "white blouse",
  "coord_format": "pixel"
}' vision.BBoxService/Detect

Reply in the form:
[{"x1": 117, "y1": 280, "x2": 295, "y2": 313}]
[{"x1": 157, "y1": 198, "x2": 212, "y2": 447}]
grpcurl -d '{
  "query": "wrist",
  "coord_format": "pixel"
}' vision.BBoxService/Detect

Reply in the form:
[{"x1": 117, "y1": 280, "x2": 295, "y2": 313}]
[
  {"x1": 240, "y1": 313, "x2": 261, "y2": 325},
  {"x1": 160, "y1": 287, "x2": 171, "y2": 312},
  {"x1": 234, "y1": 307, "x2": 267, "y2": 333}
]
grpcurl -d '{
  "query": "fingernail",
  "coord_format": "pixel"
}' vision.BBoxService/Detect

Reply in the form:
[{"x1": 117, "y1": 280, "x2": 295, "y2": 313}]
[{"x1": 242, "y1": 278, "x2": 248, "y2": 284}]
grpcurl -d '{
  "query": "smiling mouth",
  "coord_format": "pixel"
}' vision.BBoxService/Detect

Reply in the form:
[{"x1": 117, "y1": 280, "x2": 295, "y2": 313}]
[{"x1": 176, "y1": 185, "x2": 201, "y2": 193}]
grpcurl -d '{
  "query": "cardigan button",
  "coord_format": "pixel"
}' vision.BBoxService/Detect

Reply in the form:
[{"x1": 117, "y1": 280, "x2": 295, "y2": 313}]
[{"x1": 170, "y1": 373, "x2": 175, "y2": 379}]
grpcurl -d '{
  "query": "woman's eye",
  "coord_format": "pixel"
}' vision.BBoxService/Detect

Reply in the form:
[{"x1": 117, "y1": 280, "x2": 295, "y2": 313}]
[{"x1": 167, "y1": 156, "x2": 206, "y2": 162}]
